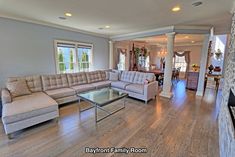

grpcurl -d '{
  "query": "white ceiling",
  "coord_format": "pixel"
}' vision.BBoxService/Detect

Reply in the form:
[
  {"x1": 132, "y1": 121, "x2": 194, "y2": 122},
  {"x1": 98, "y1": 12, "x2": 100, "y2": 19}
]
[
  {"x1": 0, "y1": 0, "x2": 234, "y2": 37},
  {"x1": 134, "y1": 34, "x2": 205, "y2": 46}
]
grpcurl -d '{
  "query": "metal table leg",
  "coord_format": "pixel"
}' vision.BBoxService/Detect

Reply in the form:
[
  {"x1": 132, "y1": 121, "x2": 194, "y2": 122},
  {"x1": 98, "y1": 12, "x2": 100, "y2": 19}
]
[{"x1": 95, "y1": 97, "x2": 126, "y2": 123}]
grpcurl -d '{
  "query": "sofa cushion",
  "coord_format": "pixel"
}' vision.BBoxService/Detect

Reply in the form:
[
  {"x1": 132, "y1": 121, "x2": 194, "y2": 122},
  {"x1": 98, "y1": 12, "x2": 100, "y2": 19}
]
[
  {"x1": 44, "y1": 88, "x2": 76, "y2": 99},
  {"x1": 7, "y1": 75, "x2": 42, "y2": 93},
  {"x1": 120, "y1": 71, "x2": 136, "y2": 83},
  {"x1": 2, "y1": 92, "x2": 58, "y2": 124},
  {"x1": 105, "y1": 69, "x2": 112, "y2": 80},
  {"x1": 92, "y1": 81, "x2": 112, "y2": 88},
  {"x1": 1, "y1": 88, "x2": 12, "y2": 104},
  {"x1": 86, "y1": 71, "x2": 102, "y2": 83},
  {"x1": 71, "y1": 84, "x2": 96, "y2": 93},
  {"x1": 67, "y1": 72, "x2": 87, "y2": 86},
  {"x1": 109, "y1": 72, "x2": 119, "y2": 81},
  {"x1": 133, "y1": 72, "x2": 156, "y2": 84},
  {"x1": 100, "y1": 71, "x2": 107, "y2": 81},
  {"x1": 42, "y1": 74, "x2": 69, "y2": 91},
  {"x1": 6, "y1": 79, "x2": 32, "y2": 98},
  {"x1": 125, "y1": 84, "x2": 144, "y2": 94},
  {"x1": 111, "y1": 81, "x2": 131, "y2": 89}
]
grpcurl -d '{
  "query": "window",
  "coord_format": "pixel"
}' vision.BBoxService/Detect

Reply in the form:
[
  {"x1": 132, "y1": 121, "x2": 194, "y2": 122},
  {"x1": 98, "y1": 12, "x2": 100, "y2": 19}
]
[
  {"x1": 55, "y1": 40, "x2": 93, "y2": 73},
  {"x1": 77, "y1": 45, "x2": 92, "y2": 72},
  {"x1": 138, "y1": 55, "x2": 150, "y2": 68},
  {"x1": 118, "y1": 53, "x2": 126, "y2": 70},
  {"x1": 174, "y1": 55, "x2": 187, "y2": 72},
  {"x1": 145, "y1": 56, "x2": 150, "y2": 68}
]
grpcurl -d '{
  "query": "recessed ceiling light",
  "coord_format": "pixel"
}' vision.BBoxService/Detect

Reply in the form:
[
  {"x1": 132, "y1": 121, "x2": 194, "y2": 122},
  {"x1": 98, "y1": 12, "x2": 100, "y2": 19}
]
[
  {"x1": 172, "y1": 6, "x2": 181, "y2": 12},
  {"x1": 192, "y1": 1, "x2": 203, "y2": 7},
  {"x1": 58, "y1": 17, "x2": 66, "y2": 20},
  {"x1": 191, "y1": 41, "x2": 195, "y2": 43},
  {"x1": 65, "y1": 13, "x2": 72, "y2": 17},
  {"x1": 105, "y1": 25, "x2": 111, "y2": 29}
]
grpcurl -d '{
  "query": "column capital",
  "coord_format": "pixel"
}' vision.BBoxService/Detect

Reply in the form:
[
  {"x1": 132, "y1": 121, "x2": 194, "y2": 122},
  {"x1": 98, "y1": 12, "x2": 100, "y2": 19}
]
[
  {"x1": 109, "y1": 40, "x2": 114, "y2": 44},
  {"x1": 166, "y1": 32, "x2": 176, "y2": 37}
]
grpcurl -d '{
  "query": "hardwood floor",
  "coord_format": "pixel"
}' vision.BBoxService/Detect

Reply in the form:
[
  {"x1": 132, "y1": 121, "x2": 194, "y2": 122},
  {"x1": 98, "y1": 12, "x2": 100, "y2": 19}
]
[{"x1": 0, "y1": 81, "x2": 220, "y2": 157}]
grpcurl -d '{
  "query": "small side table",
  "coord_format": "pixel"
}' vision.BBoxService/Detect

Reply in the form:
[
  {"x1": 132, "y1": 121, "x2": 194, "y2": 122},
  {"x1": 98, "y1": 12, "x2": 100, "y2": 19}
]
[{"x1": 204, "y1": 73, "x2": 222, "y2": 91}]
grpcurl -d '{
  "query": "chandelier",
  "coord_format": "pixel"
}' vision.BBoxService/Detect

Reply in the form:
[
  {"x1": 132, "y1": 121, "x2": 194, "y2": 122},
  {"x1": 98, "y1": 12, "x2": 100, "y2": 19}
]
[{"x1": 158, "y1": 47, "x2": 167, "y2": 57}]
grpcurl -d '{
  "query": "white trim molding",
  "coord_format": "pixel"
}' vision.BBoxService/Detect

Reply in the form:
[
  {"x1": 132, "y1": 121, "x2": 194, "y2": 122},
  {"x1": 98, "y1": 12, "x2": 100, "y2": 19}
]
[{"x1": 0, "y1": 15, "x2": 109, "y2": 39}]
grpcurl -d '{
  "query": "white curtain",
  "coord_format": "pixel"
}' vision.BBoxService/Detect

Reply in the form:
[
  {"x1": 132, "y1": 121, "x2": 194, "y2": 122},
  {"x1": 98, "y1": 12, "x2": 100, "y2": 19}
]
[{"x1": 173, "y1": 51, "x2": 190, "y2": 78}]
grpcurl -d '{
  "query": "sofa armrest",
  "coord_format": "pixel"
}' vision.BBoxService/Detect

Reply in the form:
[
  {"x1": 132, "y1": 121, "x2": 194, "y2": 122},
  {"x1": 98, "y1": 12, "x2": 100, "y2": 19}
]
[
  {"x1": 1, "y1": 88, "x2": 12, "y2": 104},
  {"x1": 144, "y1": 81, "x2": 158, "y2": 98}
]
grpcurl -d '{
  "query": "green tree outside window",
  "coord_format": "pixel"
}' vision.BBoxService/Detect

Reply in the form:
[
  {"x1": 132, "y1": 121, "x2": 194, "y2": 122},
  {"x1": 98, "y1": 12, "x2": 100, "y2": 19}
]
[
  {"x1": 58, "y1": 49, "x2": 65, "y2": 73},
  {"x1": 70, "y1": 49, "x2": 74, "y2": 70}
]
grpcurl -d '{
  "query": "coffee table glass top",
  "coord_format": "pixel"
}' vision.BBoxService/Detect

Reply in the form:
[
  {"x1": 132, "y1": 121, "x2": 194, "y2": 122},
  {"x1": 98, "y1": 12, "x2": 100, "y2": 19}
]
[{"x1": 78, "y1": 87, "x2": 128, "y2": 106}]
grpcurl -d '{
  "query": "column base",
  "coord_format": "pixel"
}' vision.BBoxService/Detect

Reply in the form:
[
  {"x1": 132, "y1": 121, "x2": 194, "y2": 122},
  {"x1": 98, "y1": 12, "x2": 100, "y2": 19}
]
[
  {"x1": 196, "y1": 90, "x2": 204, "y2": 96},
  {"x1": 159, "y1": 91, "x2": 173, "y2": 98}
]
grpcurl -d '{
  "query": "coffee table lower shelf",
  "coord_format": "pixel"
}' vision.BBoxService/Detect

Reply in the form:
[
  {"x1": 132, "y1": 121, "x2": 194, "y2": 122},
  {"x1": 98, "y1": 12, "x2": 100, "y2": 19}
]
[{"x1": 78, "y1": 97, "x2": 127, "y2": 123}]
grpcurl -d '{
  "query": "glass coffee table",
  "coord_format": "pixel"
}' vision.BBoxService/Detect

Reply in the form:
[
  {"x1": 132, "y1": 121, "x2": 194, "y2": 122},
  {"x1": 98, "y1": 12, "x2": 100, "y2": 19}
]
[{"x1": 78, "y1": 87, "x2": 128, "y2": 123}]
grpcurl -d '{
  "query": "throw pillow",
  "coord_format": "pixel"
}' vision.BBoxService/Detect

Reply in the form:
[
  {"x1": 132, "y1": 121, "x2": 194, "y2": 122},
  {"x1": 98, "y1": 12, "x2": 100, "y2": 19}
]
[
  {"x1": 144, "y1": 79, "x2": 150, "y2": 85},
  {"x1": 109, "y1": 72, "x2": 119, "y2": 81},
  {"x1": 7, "y1": 79, "x2": 31, "y2": 98}
]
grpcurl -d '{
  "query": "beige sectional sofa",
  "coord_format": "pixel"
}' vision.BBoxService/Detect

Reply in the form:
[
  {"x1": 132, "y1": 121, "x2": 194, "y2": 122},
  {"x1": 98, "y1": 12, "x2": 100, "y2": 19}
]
[
  {"x1": 111, "y1": 71, "x2": 157, "y2": 103},
  {"x1": 1, "y1": 70, "x2": 157, "y2": 138}
]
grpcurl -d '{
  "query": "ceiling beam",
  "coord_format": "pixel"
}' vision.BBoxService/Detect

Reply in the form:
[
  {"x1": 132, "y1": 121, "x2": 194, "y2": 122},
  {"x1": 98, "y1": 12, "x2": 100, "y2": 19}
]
[
  {"x1": 110, "y1": 26, "x2": 174, "y2": 41},
  {"x1": 111, "y1": 25, "x2": 211, "y2": 41},
  {"x1": 174, "y1": 25, "x2": 211, "y2": 34}
]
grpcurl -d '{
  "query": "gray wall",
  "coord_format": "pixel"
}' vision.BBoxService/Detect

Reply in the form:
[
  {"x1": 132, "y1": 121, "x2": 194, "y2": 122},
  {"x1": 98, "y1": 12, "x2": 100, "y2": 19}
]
[{"x1": 0, "y1": 17, "x2": 109, "y2": 88}]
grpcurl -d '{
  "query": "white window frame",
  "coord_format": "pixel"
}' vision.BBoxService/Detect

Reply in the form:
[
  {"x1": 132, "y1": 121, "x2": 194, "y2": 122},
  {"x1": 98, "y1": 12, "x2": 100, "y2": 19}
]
[
  {"x1": 54, "y1": 40, "x2": 93, "y2": 74},
  {"x1": 173, "y1": 55, "x2": 187, "y2": 72},
  {"x1": 118, "y1": 53, "x2": 126, "y2": 70}
]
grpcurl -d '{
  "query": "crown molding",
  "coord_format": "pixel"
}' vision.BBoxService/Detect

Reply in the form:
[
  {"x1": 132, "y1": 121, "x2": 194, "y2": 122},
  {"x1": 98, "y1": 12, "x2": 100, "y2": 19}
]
[
  {"x1": 0, "y1": 15, "x2": 109, "y2": 39},
  {"x1": 0, "y1": 14, "x2": 213, "y2": 41}
]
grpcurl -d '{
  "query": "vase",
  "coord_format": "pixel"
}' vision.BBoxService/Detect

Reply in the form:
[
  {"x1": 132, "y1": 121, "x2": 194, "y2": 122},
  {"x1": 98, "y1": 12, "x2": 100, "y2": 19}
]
[{"x1": 208, "y1": 64, "x2": 214, "y2": 74}]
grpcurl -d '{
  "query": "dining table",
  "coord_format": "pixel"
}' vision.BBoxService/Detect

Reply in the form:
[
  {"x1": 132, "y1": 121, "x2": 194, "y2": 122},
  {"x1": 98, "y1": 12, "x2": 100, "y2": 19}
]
[{"x1": 139, "y1": 68, "x2": 164, "y2": 85}]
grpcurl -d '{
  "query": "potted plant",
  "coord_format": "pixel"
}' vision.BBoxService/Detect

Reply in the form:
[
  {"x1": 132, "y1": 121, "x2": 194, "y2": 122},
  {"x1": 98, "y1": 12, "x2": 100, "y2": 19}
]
[{"x1": 192, "y1": 64, "x2": 199, "y2": 72}]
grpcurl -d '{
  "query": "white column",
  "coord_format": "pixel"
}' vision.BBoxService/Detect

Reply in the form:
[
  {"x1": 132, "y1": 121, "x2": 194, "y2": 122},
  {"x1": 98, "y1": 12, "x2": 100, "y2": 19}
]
[
  {"x1": 109, "y1": 41, "x2": 114, "y2": 69},
  {"x1": 196, "y1": 34, "x2": 210, "y2": 96},
  {"x1": 160, "y1": 32, "x2": 175, "y2": 98}
]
